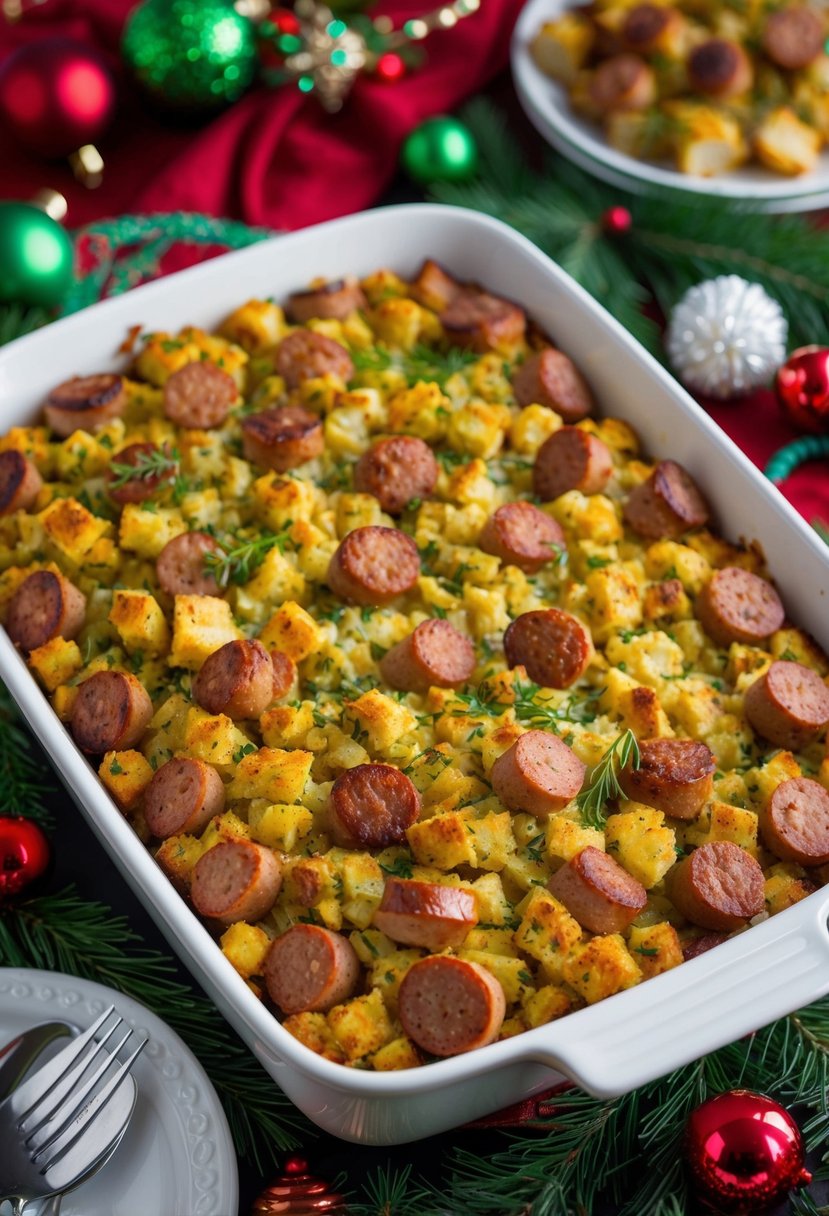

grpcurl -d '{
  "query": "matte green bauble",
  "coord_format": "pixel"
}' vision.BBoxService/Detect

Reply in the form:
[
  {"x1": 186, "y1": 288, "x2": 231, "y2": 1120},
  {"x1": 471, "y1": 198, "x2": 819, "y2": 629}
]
[
  {"x1": 401, "y1": 116, "x2": 479, "y2": 185},
  {"x1": 0, "y1": 203, "x2": 74, "y2": 308},
  {"x1": 122, "y1": 0, "x2": 257, "y2": 111}
]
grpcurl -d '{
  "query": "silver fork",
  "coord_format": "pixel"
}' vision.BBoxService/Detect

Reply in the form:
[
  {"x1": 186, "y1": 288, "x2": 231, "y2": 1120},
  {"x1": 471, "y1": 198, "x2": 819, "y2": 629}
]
[{"x1": 0, "y1": 1007, "x2": 145, "y2": 1216}]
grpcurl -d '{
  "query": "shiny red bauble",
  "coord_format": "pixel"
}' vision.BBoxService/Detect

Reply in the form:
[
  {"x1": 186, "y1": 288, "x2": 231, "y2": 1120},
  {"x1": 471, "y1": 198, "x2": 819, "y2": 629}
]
[
  {"x1": 685, "y1": 1090, "x2": 811, "y2": 1213},
  {"x1": 0, "y1": 817, "x2": 50, "y2": 899},
  {"x1": 775, "y1": 345, "x2": 829, "y2": 434},
  {"x1": 375, "y1": 52, "x2": 406, "y2": 83},
  {"x1": 601, "y1": 205, "x2": 633, "y2": 235},
  {"x1": 0, "y1": 38, "x2": 116, "y2": 159}
]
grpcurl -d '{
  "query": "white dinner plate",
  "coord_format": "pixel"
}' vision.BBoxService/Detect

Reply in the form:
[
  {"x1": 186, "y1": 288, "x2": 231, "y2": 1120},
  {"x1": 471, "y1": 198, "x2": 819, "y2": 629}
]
[
  {"x1": 0, "y1": 969, "x2": 238, "y2": 1216},
  {"x1": 511, "y1": 0, "x2": 829, "y2": 212}
]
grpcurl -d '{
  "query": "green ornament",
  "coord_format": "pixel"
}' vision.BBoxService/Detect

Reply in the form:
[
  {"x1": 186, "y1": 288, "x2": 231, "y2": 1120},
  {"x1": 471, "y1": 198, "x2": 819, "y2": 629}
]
[
  {"x1": 401, "y1": 116, "x2": 479, "y2": 185},
  {"x1": 0, "y1": 203, "x2": 74, "y2": 309},
  {"x1": 122, "y1": 0, "x2": 257, "y2": 111}
]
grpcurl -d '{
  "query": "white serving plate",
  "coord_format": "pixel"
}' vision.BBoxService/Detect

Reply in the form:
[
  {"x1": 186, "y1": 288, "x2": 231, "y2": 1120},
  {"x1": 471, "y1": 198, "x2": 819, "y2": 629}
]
[
  {"x1": 511, "y1": 0, "x2": 829, "y2": 212},
  {"x1": 2, "y1": 204, "x2": 829, "y2": 1146}
]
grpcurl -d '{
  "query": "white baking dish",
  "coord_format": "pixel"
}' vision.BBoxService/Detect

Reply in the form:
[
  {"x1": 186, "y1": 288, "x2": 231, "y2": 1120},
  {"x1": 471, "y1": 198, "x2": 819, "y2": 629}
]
[{"x1": 2, "y1": 204, "x2": 829, "y2": 1147}]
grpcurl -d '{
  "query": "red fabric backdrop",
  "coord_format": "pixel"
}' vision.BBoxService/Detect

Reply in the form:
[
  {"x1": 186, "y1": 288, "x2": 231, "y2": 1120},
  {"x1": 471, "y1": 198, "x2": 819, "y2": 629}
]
[{"x1": 1, "y1": 0, "x2": 828, "y2": 528}]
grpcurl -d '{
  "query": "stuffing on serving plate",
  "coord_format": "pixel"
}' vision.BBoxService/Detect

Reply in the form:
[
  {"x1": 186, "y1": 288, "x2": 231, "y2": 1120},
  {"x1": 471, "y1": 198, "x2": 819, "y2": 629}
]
[
  {"x1": 531, "y1": 0, "x2": 829, "y2": 177},
  {"x1": 3, "y1": 259, "x2": 829, "y2": 1069}
]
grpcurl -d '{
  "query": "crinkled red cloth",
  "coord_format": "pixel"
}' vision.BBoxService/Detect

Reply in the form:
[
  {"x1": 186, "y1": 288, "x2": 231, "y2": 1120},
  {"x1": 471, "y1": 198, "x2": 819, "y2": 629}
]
[
  {"x1": 1, "y1": 1, "x2": 828, "y2": 526},
  {"x1": 0, "y1": 0, "x2": 523, "y2": 228}
]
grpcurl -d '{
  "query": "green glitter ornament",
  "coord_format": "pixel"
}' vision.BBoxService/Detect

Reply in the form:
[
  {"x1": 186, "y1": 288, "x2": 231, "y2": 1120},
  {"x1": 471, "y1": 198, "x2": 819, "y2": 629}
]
[
  {"x1": 401, "y1": 116, "x2": 478, "y2": 185},
  {"x1": 0, "y1": 202, "x2": 74, "y2": 309},
  {"x1": 122, "y1": 0, "x2": 257, "y2": 112}
]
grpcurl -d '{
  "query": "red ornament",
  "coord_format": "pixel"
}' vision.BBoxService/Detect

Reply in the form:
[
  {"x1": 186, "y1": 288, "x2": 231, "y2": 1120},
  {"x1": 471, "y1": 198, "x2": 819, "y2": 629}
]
[
  {"x1": 375, "y1": 52, "x2": 406, "y2": 83},
  {"x1": 251, "y1": 1157, "x2": 347, "y2": 1213},
  {"x1": 775, "y1": 345, "x2": 829, "y2": 434},
  {"x1": 0, "y1": 38, "x2": 116, "y2": 160},
  {"x1": 0, "y1": 817, "x2": 50, "y2": 899},
  {"x1": 685, "y1": 1090, "x2": 811, "y2": 1213},
  {"x1": 272, "y1": 8, "x2": 300, "y2": 34},
  {"x1": 601, "y1": 205, "x2": 633, "y2": 235}
]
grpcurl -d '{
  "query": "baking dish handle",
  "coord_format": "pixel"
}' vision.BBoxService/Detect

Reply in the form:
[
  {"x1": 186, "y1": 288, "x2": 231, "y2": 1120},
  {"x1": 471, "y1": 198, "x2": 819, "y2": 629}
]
[{"x1": 527, "y1": 891, "x2": 829, "y2": 1098}]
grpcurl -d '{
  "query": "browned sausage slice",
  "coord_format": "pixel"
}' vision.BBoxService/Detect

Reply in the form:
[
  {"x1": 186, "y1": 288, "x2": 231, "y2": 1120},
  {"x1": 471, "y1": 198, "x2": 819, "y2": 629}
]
[
  {"x1": 287, "y1": 277, "x2": 367, "y2": 323},
  {"x1": 666, "y1": 841, "x2": 764, "y2": 931},
  {"x1": 688, "y1": 39, "x2": 753, "y2": 98},
  {"x1": 440, "y1": 291, "x2": 526, "y2": 353},
  {"x1": 478, "y1": 502, "x2": 566, "y2": 574},
  {"x1": 696, "y1": 567, "x2": 785, "y2": 647},
  {"x1": 511, "y1": 349, "x2": 595, "y2": 422},
  {"x1": 760, "y1": 777, "x2": 829, "y2": 867},
  {"x1": 327, "y1": 525, "x2": 420, "y2": 606},
  {"x1": 548, "y1": 845, "x2": 647, "y2": 934},
  {"x1": 373, "y1": 878, "x2": 478, "y2": 950},
  {"x1": 533, "y1": 427, "x2": 613, "y2": 502},
  {"x1": 156, "y1": 531, "x2": 222, "y2": 598},
  {"x1": 491, "y1": 729, "x2": 586, "y2": 817},
  {"x1": 44, "y1": 373, "x2": 127, "y2": 438},
  {"x1": 380, "y1": 618, "x2": 476, "y2": 693},
  {"x1": 264, "y1": 924, "x2": 361, "y2": 1014},
  {"x1": 410, "y1": 260, "x2": 463, "y2": 313},
  {"x1": 618, "y1": 738, "x2": 715, "y2": 821},
  {"x1": 6, "y1": 570, "x2": 86, "y2": 652},
  {"x1": 270, "y1": 649, "x2": 298, "y2": 701},
  {"x1": 241, "y1": 406, "x2": 324, "y2": 473},
  {"x1": 762, "y1": 7, "x2": 824, "y2": 70},
  {"x1": 744, "y1": 660, "x2": 829, "y2": 751},
  {"x1": 503, "y1": 608, "x2": 594, "y2": 689},
  {"x1": 589, "y1": 54, "x2": 657, "y2": 112},
  {"x1": 144, "y1": 756, "x2": 225, "y2": 839},
  {"x1": 107, "y1": 443, "x2": 173, "y2": 505},
  {"x1": 163, "y1": 361, "x2": 237, "y2": 430},
  {"x1": 682, "y1": 931, "x2": 728, "y2": 961},
  {"x1": 190, "y1": 839, "x2": 282, "y2": 924},
  {"x1": 329, "y1": 763, "x2": 421, "y2": 849},
  {"x1": 623, "y1": 460, "x2": 709, "y2": 540},
  {"x1": 70, "y1": 670, "x2": 153, "y2": 754},
  {"x1": 0, "y1": 450, "x2": 42, "y2": 515},
  {"x1": 192, "y1": 639, "x2": 275, "y2": 719},
  {"x1": 621, "y1": 4, "x2": 678, "y2": 52},
  {"x1": 274, "y1": 330, "x2": 354, "y2": 388},
  {"x1": 353, "y1": 436, "x2": 438, "y2": 515},
  {"x1": 398, "y1": 956, "x2": 505, "y2": 1057}
]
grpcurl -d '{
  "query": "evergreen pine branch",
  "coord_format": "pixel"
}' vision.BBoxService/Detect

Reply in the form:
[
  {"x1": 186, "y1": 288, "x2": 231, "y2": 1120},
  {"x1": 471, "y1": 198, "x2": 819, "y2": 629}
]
[
  {"x1": 0, "y1": 682, "x2": 56, "y2": 829},
  {"x1": 0, "y1": 887, "x2": 310, "y2": 1169},
  {"x1": 0, "y1": 303, "x2": 51, "y2": 347}
]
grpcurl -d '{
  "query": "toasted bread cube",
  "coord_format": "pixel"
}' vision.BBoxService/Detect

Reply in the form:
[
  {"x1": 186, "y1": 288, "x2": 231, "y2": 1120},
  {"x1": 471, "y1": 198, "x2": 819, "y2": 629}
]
[
  {"x1": 563, "y1": 935, "x2": 641, "y2": 1004},
  {"x1": 119, "y1": 504, "x2": 187, "y2": 559},
  {"x1": 345, "y1": 690, "x2": 417, "y2": 756},
  {"x1": 684, "y1": 801, "x2": 759, "y2": 854},
  {"x1": 369, "y1": 948, "x2": 425, "y2": 1011},
  {"x1": 585, "y1": 566, "x2": 643, "y2": 641},
  {"x1": 109, "y1": 590, "x2": 170, "y2": 656},
  {"x1": 252, "y1": 472, "x2": 317, "y2": 530},
  {"x1": 369, "y1": 298, "x2": 424, "y2": 351},
  {"x1": 754, "y1": 107, "x2": 821, "y2": 176},
  {"x1": 220, "y1": 298, "x2": 286, "y2": 354},
  {"x1": 237, "y1": 549, "x2": 306, "y2": 618},
  {"x1": 98, "y1": 749, "x2": 154, "y2": 811},
  {"x1": 260, "y1": 702, "x2": 316, "y2": 749},
  {"x1": 248, "y1": 802, "x2": 313, "y2": 851},
  {"x1": 227, "y1": 747, "x2": 313, "y2": 804},
  {"x1": 531, "y1": 14, "x2": 594, "y2": 85},
  {"x1": 513, "y1": 888, "x2": 583, "y2": 981},
  {"x1": 220, "y1": 922, "x2": 271, "y2": 979},
  {"x1": 605, "y1": 806, "x2": 677, "y2": 888},
  {"x1": 327, "y1": 988, "x2": 394, "y2": 1061},
  {"x1": 183, "y1": 706, "x2": 252, "y2": 767},
  {"x1": 769, "y1": 628, "x2": 829, "y2": 676},
  {"x1": 39, "y1": 497, "x2": 110, "y2": 562},
  {"x1": 259, "y1": 603, "x2": 322, "y2": 668},
  {"x1": 666, "y1": 103, "x2": 748, "y2": 177},
  {"x1": 627, "y1": 922, "x2": 683, "y2": 979},
  {"x1": 523, "y1": 984, "x2": 574, "y2": 1028},
  {"x1": 546, "y1": 814, "x2": 605, "y2": 863},
  {"x1": 369, "y1": 1037, "x2": 420, "y2": 1070},
  {"x1": 28, "y1": 637, "x2": 83, "y2": 692},
  {"x1": 283, "y1": 1012, "x2": 346, "y2": 1063},
  {"x1": 168, "y1": 595, "x2": 241, "y2": 670},
  {"x1": 407, "y1": 811, "x2": 477, "y2": 870},
  {"x1": 459, "y1": 950, "x2": 532, "y2": 1005},
  {"x1": 764, "y1": 864, "x2": 816, "y2": 915},
  {"x1": 744, "y1": 751, "x2": 802, "y2": 807},
  {"x1": 387, "y1": 382, "x2": 450, "y2": 442},
  {"x1": 155, "y1": 833, "x2": 204, "y2": 889},
  {"x1": 461, "y1": 810, "x2": 516, "y2": 872},
  {"x1": 447, "y1": 401, "x2": 509, "y2": 460},
  {"x1": 199, "y1": 811, "x2": 251, "y2": 850},
  {"x1": 52, "y1": 684, "x2": 78, "y2": 720},
  {"x1": 470, "y1": 872, "x2": 513, "y2": 925}
]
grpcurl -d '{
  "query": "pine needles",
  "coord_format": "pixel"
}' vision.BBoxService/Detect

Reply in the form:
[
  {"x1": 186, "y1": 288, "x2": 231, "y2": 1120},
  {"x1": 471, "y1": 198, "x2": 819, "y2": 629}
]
[
  {"x1": 428, "y1": 99, "x2": 829, "y2": 356},
  {"x1": 0, "y1": 682, "x2": 55, "y2": 829}
]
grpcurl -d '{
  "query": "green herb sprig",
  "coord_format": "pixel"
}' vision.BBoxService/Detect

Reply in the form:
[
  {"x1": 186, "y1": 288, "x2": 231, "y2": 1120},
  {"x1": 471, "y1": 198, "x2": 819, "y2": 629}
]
[
  {"x1": 577, "y1": 729, "x2": 640, "y2": 830},
  {"x1": 451, "y1": 676, "x2": 600, "y2": 732},
  {"x1": 352, "y1": 342, "x2": 479, "y2": 388},
  {"x1": 204, "y1": 528, "x2": 293, "y2": 587},
  {"x1": 108, "y1": 445, "x2": 191, "y2": 505}
]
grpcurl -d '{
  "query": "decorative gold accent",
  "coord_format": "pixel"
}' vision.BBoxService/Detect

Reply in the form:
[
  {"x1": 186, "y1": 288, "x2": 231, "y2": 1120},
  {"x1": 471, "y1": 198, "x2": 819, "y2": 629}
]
[
  {"x1": 30, "y1": 189, "x2": 68, "y2": 223},
  {"x1": 372, "y1": 14, "x2": 394, "y2": 34},
  {"x1": 69, "y1": 144, "x2": 105, "y2": 189},
  {"x1": 233, "y1": 0, "x2": 272, "y2": 19}
]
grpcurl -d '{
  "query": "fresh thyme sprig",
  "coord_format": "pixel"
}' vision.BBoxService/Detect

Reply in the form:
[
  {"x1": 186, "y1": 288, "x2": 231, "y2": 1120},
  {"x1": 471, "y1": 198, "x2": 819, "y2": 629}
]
[
  {"x1": 577, "y1": 729, "x2": 640, "y2": 830},
  {"x1": 451, "y1": 676, "x2": 600, "y2": 731},
  {"x1": 352, "y1": 341, "x2": 479, "y2": 388},
  {"x1": 204, "y1": 528, "x2": 293, "y2": 588},
  {"x1": 108, "y1": 445, "x2": 191, "y2": 505}
]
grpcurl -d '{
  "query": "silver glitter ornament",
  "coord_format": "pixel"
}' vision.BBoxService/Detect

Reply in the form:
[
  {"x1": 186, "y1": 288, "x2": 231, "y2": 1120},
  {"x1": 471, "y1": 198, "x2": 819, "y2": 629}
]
[{"x1": 666, "y1": 275, "x2": 788, "y2": 399}]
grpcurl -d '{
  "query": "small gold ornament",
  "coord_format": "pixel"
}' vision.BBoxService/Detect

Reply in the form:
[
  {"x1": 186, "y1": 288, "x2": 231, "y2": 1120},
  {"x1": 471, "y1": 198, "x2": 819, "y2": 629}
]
[
  {"x1": 252, "y1": 1156, "x2": 348, "y2": 1214},
  {"x1": 287, "y1": 0, "x2": 367, "y2": 112}
]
